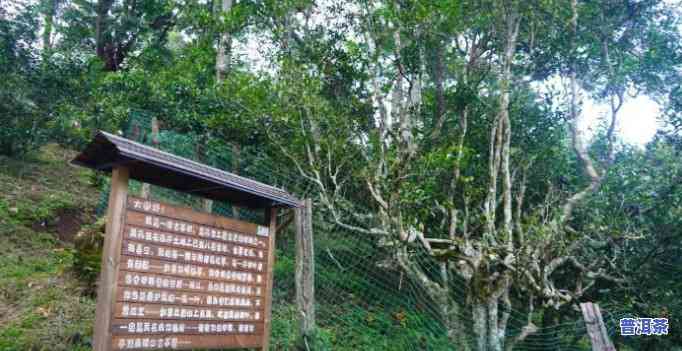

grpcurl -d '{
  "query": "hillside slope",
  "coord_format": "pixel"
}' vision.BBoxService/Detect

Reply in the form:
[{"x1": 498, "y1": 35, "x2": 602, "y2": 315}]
[
  {"x1": 0, "y1": 145, "x2": 99, "y2": 351},
  {"x1": 0, "y1": 145, "x2": 452, "y2": 351}
]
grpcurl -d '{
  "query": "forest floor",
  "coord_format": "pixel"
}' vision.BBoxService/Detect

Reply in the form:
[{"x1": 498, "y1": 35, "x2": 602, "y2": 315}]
[{"x1": 0, "y1": 144, "x2": 99, "y2": 351}]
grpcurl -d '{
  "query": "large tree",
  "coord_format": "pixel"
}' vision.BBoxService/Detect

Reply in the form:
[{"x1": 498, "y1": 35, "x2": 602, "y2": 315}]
[
  {"x1": 266, "y1": 0, "x2": 682, "y2": 349},
  {"x1": 4, "y1": 0, "x2": 680, "y2": 348}
]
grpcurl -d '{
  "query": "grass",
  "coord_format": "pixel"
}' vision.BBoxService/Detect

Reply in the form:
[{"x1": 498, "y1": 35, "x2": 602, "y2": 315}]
[{"x1": 0, "y1": 144, "x2": 98, "y2": 351}]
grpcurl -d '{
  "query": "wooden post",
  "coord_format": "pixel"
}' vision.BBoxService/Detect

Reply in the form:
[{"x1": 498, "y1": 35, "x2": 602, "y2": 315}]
[
  {"x1": 198, "y1": 134, "x2": 213, "y2": 213},
  {"x1": 296, "y1": 199, "x2": 315, "y2": 342},
  {"x1": 581, "y1": 302, "x2": 616, "y2": 351},
  {"x1": 93, "y1": 166, "x2": 129, "y2": 351},
  {"x1": 261, "y1": 207, "x2": 278, "y2": 351},
  {"x1": 231, "y1": 144, "x2": 241, "y2": 219}
]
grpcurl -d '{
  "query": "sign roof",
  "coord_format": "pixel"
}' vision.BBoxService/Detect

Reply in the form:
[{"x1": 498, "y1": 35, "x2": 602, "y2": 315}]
[{"x1": 73, "y1": 131, "x2": 300, "y2": 209}]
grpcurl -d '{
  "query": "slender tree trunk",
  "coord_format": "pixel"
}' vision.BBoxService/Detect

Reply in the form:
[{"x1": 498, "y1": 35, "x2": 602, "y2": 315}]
[
  {"x1": 561, "y1": 0, "x2": 609, "y2": 224},
  {"x1": 440, "y1": 300, "x2": 469, "y2": 351},
  {"x1": 42, "y1": 0, "x2": 57, "y2": 50},
  {"x1": 487, "y1": 297, "x2": 501, "y2": 351},
  {"x1": 396, "y1": 247, "x2": 469, "y2": 350},
  {"x1": 212, "y1": 0, "x2": 236, "y2": 216},
  {"x1": 95, "y1": 0, "x2": 113, "y2": 59},
  {"x1": 435, "y1": 268, "x2": 468, "y2": 351},
  {"x1": 499, "y1": 7, "x2": 520, "y2": 250},
  {"x1": 471, "y1": 296, "x2": 509, "y2": 351},
  {"x1": 429, "y1": 42, "x2": 447, "y2": 140},
  {"x1": 215, "y1": 0, "x2": 234, "y2": 82},
  {"x1": 473, "y1": 302, "x2": 488, "y2": 351}
]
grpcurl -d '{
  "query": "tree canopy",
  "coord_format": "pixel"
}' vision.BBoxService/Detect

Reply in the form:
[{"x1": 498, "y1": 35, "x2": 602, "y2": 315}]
[{"x1": 2, "y1": 0, "x2": 682, "y2": 349}]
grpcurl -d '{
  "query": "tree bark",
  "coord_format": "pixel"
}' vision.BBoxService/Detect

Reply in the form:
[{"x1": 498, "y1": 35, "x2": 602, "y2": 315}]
[
  {"x1": 487, "y1": 297, "x2": 501, "y2": 351},
  {"x1": 215, "y1": 0, "x2": 234, "y2": 82},
  {"x1": 429, "y1": 41, "x2": 447, "y2": 140},
  {"x1": 560, "y1": 0, "x2": 610, "y2": 224},
  {"x1": 499, "y1": 7, "x2": 520, "y2": 251},
  {"x1": 42, "y1": 0, "x2": 58, "y2": 51},
  {"x1": 471, "y1": 295, "x2": 512, "y2": 351},
  {"x1": 439, "y1": 298, "x2": 469, "y2": 351},
  {"x1": 473, "y1": 302, "x2": 488, "y2": 351},
  {"x1": 212, "y1": 0, "x2": 235, "y2": 215},
  {"x1": 95, "y1": 0, "x2": 114, "y2": 60}
]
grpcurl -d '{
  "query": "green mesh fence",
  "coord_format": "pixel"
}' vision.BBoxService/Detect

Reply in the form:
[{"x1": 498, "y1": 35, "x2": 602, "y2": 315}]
[{"x1": 95, "y1": 111, "x2": 675, "y2": 351}]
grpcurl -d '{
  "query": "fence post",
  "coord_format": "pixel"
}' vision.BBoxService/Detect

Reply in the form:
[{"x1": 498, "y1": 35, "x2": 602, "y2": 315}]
[
  {"x1": 580, "y1": 302, "x2": 616, "y2": 351},
  {"x1": 231, "y1": 144, "x2": 241, "y2": 218},
  {"x1": 296, "y1": 199, "x2": 315, "y2": 345},
  {"x1": 140, "y1": 117, "x2": 159, "y2": 199}
]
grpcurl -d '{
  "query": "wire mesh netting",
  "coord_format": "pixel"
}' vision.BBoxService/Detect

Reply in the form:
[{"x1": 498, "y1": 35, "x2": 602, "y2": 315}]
[{"x1": 95, "y1": 111, "x2": 675, "y2": 351}]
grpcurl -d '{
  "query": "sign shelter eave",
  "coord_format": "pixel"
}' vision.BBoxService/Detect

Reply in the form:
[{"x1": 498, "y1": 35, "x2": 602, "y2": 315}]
[{"x1": 72, "y1": 131, "x2": 300, "y2": 209}]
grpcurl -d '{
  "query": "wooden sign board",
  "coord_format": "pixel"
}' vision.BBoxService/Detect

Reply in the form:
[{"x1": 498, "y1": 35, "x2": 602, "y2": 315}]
[
  {"x1": 74, "y1": 133, "x2": 298, "y2": 351},
  {"x1": 104, "y1": 195, "x2": 276, "y2": 350}
]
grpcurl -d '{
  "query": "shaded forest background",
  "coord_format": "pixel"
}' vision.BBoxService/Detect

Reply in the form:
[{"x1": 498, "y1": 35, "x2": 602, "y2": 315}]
[{"x1": 2, "y1": 0, "x2": 682, "y2": 350}]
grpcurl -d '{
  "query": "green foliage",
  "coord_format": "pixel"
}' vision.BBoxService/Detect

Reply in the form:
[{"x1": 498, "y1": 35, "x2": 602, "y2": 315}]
[
  {"x1": 13, "y1": 191, "x2": 77, "y2": 224},
  {"x1": 308, "y1": 303, "x2": 453, "y2": 351},
  {"x1": 72, "y1": 218, "x2": 106, "y2": 294},
  {"x1": 0, "y1": 145, "x2": 101, "y2": 350},
  {"x1": 1, "y1": 0, "x2": 682, "y2": 349},
  {"x1": 0, "y1": 2, "x2": 104, "y2": 156},
  {"x1": 0, "y1": 5, "x2": 47, "y2": 156},
  {"x1": 579, "y1": 134, "x2": 682, "y2": 350}
]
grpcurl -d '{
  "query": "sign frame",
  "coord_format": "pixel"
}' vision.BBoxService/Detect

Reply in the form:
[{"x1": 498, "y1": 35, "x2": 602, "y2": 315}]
[
  {"x1": 74, "y1": 131, "x2": 299, "y2": 351},
  {"x1": 92, "y1": 167, "x2": 280, "y2": 351}
]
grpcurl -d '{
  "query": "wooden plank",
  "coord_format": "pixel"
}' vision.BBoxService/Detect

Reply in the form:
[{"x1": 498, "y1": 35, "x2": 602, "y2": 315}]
[
  {"x1": 117, "y1": 271, "x2": 263, "y2": 297},
  {"x1": 296, "y1": 199, "x2": 315, "y2": 338},
  {"x1": 111, "y1": 319, "x2": 264, "y2": 335},
  {"x1": 581, "y1": 303, "x2": 601, "y2": 349},
  {"x1": 94, "y1": 166, "x2": 130, "y2": 351},
  {"x1": 120, "y1": 239, "x2": 266, "y2": 273},
  {"x1": 594, "y1": 304, "x2": 616, "y2": 351},
  {"x1": 111, "y1": 333, "x2": 262, "y2": 350},
  {"x1": 116, "y1": 286, "x2": 265, "y2": 308},
  {"x1": 261, "y1": 207, "x2": 278, "y2": 351},
  {"x1": 122, "y1": 224, "x2": 267, "y2": 260},
  {"x1": 119, "y1": 256, "x2": 266, "y2": 286},
  {"x1": 580, "y1": 302, "x2": 616, "y2": 351},
  {"x1": 125, "y1": 210, "x2": 268, "y2": 249},
  {"x1": 127, "y1": 196, "x2": 263, "y2": 236},
  {"x1": 113, "y1": 302, "x2": 263, "y2": 321}
]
